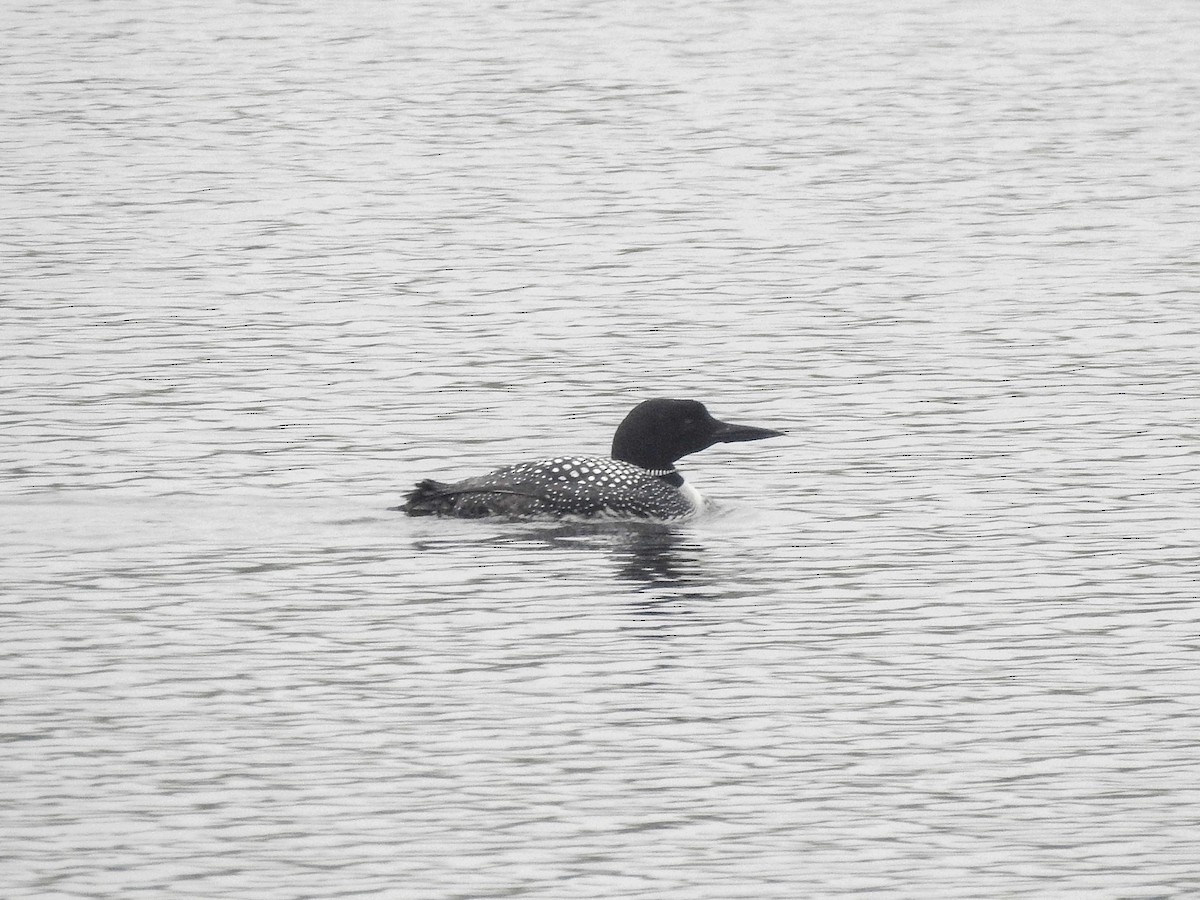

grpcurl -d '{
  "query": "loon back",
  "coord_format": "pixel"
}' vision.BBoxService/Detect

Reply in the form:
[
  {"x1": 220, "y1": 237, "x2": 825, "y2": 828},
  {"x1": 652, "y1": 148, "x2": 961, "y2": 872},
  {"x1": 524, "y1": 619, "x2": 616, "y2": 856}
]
[
  {"x1": 402, "y1": 456, "x2": 694, "y2": 519},
  {"x1": 399, "y1": 398, "x2": 783, "y2": 520}
]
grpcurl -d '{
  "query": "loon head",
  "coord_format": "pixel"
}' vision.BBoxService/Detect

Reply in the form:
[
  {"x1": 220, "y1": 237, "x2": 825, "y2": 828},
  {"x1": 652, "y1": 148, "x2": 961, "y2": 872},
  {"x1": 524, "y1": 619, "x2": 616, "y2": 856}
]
[{"x1": 609, "y1": 399, "x2": 784, "y2": 470}]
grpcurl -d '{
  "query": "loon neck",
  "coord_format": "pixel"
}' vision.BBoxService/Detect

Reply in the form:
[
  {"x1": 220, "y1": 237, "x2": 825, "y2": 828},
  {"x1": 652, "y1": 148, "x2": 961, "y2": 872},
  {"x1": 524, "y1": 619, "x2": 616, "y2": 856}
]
[
  {"x1": 617, "y1": 459, "x2": 684, "y2": 487},
  {"x1": 647, "y1": 468, "x2": 684, "y2": 487}
]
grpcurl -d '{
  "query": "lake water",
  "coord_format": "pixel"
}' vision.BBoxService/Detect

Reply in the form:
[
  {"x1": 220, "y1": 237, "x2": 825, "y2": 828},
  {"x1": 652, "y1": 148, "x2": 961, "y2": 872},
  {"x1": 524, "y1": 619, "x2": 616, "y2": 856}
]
[{"x1": 4, "y1": 1, "x2": 1199, "y2": 897}]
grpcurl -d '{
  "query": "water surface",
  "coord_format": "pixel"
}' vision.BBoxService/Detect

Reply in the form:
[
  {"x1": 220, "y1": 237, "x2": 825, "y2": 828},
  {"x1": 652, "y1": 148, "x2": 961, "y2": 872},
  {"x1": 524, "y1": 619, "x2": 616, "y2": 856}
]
[{"x1": 4, "y1": 1, "x2": 1200, "y2": 897}]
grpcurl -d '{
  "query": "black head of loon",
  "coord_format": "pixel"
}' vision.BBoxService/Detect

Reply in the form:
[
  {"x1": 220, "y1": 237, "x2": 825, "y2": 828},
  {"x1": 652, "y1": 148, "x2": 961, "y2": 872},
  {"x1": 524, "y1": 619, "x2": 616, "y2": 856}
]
[
  {"x1": 400, "y1": 398, "x2": 784, "y2": 520},
  {"x1": 610, "y1": 398, "x2": 784, "y2": 471}
]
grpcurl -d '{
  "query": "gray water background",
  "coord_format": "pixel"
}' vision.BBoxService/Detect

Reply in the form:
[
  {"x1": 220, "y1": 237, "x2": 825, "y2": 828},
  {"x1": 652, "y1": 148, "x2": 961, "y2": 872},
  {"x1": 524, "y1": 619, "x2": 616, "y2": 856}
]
[{"x1": 4, "y1": 1, "x2": 1200, "y2": 897}]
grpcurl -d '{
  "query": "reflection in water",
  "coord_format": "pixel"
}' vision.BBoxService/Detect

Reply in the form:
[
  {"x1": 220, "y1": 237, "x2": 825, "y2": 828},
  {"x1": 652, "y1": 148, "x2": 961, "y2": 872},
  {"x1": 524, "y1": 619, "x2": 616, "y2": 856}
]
[
  {"x1": 601, "y1": 523, "x2": 708, "y2": 595},
  {"x1": 411, "y1": 519, "x2": 711, "y2": 597}
]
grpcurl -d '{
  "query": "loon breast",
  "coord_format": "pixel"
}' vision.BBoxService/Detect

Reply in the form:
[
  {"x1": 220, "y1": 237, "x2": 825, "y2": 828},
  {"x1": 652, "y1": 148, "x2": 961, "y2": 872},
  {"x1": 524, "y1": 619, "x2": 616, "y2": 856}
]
[{"x1": 403, "y1": 455, "x2": 697, "y2": 519}]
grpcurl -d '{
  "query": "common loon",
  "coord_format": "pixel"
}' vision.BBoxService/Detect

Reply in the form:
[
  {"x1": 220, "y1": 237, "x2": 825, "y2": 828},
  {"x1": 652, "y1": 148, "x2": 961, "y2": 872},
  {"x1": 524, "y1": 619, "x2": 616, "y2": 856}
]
[{"x1": 400, "y1": 398, "x2": 783, "y2": 520}]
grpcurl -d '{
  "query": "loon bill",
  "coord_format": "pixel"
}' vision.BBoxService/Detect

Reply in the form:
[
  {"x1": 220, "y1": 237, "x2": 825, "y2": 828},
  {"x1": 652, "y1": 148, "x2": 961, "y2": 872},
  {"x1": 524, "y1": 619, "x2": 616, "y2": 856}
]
[{"x1": 399, "y1": 398, "x2": 783, "y2": 520}]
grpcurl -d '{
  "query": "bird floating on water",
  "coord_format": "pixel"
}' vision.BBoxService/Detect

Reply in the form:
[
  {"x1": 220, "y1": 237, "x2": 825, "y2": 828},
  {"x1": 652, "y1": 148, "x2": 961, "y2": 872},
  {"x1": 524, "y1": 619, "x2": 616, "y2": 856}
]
[{"x1": 399, "y1": 398, "x2": 783, "y2": 520}]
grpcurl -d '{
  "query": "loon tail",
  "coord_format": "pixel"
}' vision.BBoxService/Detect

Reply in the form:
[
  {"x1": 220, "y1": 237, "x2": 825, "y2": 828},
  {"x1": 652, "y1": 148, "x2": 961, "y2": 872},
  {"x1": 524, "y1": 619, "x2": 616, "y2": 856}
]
[
  {"x1": 397, "y1": 479, "x2": 457, "y2": 516},
  {"x1": 396, "y1": 478, "x2": 552, "y2": 518}
]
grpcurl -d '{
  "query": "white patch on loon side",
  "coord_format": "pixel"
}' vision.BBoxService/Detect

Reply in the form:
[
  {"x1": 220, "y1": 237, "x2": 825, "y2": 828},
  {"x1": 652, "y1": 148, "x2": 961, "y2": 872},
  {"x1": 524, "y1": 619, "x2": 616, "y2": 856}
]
[{"x1": 678, "y1": 479, "x2": 706, "y2": 512}]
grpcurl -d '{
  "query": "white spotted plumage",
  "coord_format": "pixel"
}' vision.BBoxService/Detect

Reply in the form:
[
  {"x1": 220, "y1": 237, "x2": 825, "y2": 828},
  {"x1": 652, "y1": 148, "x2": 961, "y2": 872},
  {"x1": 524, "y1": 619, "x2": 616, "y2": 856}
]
[{"x1": 424, "y1": 455, "x2": 699, "y2": 519}]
